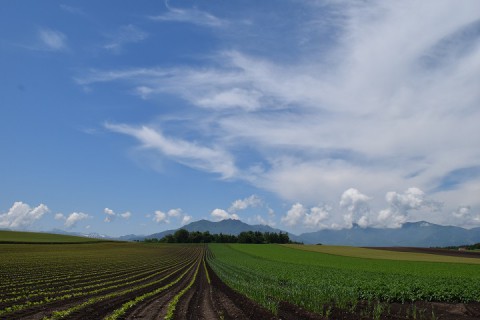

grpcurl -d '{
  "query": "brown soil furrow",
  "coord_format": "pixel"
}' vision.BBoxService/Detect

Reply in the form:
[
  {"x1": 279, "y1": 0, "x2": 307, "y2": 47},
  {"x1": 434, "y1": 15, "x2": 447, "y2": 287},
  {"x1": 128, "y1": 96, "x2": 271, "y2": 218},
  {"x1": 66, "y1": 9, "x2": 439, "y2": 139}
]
[
  {"x1": 66, "y1": 260, "x2": 198, "y2": 320},
  {"x1": 177, "y1": 257, "x2": 216, "y2": 320},
  {"x1": 4, "y1": 259, "x2": 194, "y2": 320},
  {"x1": 122, "y1": 258, "x2": 200, "y2": 320}
]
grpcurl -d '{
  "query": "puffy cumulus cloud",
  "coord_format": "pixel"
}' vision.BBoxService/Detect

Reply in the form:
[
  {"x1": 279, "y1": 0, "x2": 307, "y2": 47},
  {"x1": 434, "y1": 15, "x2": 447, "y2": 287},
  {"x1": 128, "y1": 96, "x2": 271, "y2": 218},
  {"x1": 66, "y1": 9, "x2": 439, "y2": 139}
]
[
  {"x1": 0, "y1": 202, "x2": 49, "y2": 229},
  {"x1": 247, "y1": 214, "x2": 276, "y2": 227},
  {"x1": 54, "y1": 213, "x2": 65, "y2": 220},
  {"x1": 210, "y1": 208, "x2": 239, "y2": 221},
  {"x1": 452, "y1": 206, "x2": 471, "y2": 218},
  {"x1": 167, "y1": 208, "x2": 182, "y2": 217},
  {"x1": 378, "y1": 188, "x2": 442, "y2": 228},
  {"x1": 64, "y1": 212, "x2": 90, "y2": 228},
  {"x1": 103, "y1": 208, "x2": 131, "y2": 222},
  {"x1": 120, "y1": 211, "x2": 131, "y2": 219},
  {"x1": 210, "y1": 195, "x2": 269, "y2": 222},
  {"x1": 340, "y1": 188, "x2": 371, "y2": 228},
  {"x1": 181, "y1": 215, "x2": 192, "y2": 225},
  {"x1": 153, "y1": 210, "x2": 168, "y2": 223},
  {"x1": 451, "y1": 206, "x2": 480, "y2": 227},
  {"x1": 229, "y1": 195, "x2": 262, "y2": 212},
  {"x1": 153, "y1": 208, "x2": 191, "y2": 225},
  {"x1": 281, "y1": 203, "x2": 330, "y2": 229}
]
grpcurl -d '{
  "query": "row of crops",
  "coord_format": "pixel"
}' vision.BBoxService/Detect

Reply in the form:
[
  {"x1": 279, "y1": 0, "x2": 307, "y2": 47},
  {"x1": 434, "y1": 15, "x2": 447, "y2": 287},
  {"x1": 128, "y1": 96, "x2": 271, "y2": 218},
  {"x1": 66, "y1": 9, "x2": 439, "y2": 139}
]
[
  {"x1": 0, "y1": 242, "x2": 205, "y2": 319},
  {"x1": 208, "y1": 244, "x2": 480, "y2": 317}
]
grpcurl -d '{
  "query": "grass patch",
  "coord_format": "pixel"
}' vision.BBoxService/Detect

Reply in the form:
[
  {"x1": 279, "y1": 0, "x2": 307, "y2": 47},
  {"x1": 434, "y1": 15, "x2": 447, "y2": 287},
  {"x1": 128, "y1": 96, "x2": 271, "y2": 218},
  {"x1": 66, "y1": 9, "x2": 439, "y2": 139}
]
[{"x1": 0, "y1": 230, "x2": 105, "y2": 243}]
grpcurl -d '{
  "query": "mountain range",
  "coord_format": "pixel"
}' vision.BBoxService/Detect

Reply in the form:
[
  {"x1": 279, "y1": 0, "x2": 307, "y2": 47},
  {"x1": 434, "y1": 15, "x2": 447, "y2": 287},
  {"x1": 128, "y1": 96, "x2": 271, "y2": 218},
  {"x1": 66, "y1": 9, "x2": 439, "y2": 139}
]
[{"x1": 119, "y1": 219, "x2": 480, "y2": 247}]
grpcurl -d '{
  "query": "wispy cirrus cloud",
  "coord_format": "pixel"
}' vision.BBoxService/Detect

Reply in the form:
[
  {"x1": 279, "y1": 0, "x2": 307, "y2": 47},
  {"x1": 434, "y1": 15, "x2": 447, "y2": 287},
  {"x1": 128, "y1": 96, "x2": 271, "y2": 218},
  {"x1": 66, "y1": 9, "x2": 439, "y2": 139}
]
[
  {"x1": 150, "y1": 2, "x2": 226, "y2": 28},
  {"x1": 105, "y1": 123, "x2": 237, "y2": 179},
  {"x1": 103, "y1": 25, "x2": 148, "y2": 53},
  {"x1": 37, "y1": 28, "x2": 68, "y2": 51},
  {"x1": 79, "y1": 1, "x2": 480, "y2": 230}
]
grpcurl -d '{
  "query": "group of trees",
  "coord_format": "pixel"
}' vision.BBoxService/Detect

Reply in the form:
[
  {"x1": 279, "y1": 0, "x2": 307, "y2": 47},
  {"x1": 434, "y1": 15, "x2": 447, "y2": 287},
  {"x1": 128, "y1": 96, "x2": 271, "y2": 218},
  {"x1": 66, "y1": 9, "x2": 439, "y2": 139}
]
[{"x1": 144, "y1": 229, "x2": 294, "y2": 244}]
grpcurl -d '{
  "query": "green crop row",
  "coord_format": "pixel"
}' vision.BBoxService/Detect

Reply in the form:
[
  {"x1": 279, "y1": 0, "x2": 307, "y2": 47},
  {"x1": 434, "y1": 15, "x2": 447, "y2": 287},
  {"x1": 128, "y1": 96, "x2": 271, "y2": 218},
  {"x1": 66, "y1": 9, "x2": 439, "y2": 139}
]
[
  {"x1": 0, "y1": 243, "x2": 201, "y2": 319},
  {"x1": 208, "y1": 244, "x2": 480, "y2": 316}
]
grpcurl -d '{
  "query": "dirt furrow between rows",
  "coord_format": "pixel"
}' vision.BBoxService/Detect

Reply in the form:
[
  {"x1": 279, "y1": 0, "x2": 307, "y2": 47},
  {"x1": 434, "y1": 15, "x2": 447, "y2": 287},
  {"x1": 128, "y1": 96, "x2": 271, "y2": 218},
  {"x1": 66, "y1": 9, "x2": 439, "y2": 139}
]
[{"x1": 5, "y1": 260, "x2": 194, "y2": 320}]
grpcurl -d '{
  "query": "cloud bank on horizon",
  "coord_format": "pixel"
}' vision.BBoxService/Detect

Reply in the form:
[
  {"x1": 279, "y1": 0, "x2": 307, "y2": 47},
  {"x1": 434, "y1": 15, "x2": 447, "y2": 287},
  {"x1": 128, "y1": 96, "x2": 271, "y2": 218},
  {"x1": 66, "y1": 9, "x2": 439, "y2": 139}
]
[
  {"x1": 78, "y1": 1, "x2": 480, "y2": 231},
  {"x1": 1, "y1": 0, "x2": 480, "y2": 235}
]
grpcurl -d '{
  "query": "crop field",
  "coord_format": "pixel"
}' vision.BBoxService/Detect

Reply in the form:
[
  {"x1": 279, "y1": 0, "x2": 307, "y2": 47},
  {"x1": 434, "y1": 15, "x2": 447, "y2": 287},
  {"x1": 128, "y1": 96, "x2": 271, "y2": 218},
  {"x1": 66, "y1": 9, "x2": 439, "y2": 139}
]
[
  {"x1": 0, "y1": 242, "x2": 271, "y2": 320},
  {"x1": 0, "y1": 230, "x2": 106, "y2": 244},
  {"x1": 3, "y1": 241, "x2": 480, "y2": 320},
  {"x1": 208, "y1": 244, "x2": 480, "y2": 319},
  {"x1": 283, "y1": 244, "x2": 480, "y2": 264}
]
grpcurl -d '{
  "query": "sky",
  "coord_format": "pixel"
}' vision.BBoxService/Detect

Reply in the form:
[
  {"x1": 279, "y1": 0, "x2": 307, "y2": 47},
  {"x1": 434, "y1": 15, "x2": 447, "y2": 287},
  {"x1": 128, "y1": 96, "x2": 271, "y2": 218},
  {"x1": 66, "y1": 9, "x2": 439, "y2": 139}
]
[{"x1": 1, "y1": 1, "x2": 480, "y2": 237}]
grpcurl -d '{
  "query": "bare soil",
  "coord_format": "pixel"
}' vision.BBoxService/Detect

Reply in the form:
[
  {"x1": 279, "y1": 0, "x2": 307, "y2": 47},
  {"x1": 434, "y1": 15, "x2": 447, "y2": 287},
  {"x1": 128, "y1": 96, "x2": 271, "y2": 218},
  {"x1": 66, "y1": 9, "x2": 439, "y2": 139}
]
[{"x1": 368, "y1": 246, "x2": 480, "y2": 259}]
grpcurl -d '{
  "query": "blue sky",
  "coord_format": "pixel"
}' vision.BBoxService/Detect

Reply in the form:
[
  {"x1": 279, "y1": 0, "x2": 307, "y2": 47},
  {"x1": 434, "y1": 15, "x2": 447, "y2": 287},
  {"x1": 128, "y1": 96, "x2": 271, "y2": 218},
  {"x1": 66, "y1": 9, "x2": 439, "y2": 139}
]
[{"x1": 1, "y1": 1, "x2": 480, "y2": 237}]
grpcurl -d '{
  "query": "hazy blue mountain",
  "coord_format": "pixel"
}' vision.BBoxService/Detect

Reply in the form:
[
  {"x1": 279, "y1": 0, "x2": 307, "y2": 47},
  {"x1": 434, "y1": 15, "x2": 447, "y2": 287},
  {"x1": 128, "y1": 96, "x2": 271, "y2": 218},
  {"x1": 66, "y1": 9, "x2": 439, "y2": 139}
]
[
  {"x1": 121, "y1": 219, "x2": 480, "y2": 247},
  {"x1": 141, "y1": 219, "x2": 298, "y2": 241},
  {"x1": 298, "y1": 221, "x2": 480, "y2": 247}
]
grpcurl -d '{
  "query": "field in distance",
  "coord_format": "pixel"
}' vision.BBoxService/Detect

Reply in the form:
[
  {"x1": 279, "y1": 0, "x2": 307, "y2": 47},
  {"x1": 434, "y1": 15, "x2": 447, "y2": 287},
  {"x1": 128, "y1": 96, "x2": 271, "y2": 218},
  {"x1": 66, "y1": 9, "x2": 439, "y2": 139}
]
[
  {"x1": 0, "y1": 230, "x2": 106, "y2": 243},
  {"x1": 283, "y1": 244, "x2": 480, "y2": 264}
]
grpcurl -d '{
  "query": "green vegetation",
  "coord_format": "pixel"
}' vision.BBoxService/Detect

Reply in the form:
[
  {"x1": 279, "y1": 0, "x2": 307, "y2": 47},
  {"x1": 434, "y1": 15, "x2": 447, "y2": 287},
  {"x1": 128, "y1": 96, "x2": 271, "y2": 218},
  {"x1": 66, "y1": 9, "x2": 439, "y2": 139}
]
[
  {"x1": 0, "y1": 230, "x2": 105, "y2": 243},
  {"x1": 208, "y1": 244, "x2": 480, "y2": 317},
  {"x1": 146, "y1": 228, "x2": 292, "y2": 244},
  {"x1": 284, "y1": 244, "x2": 480, "y2": 264},
  {"x1": 0, "y1": 242, "x2": 203, "y2": 319}
]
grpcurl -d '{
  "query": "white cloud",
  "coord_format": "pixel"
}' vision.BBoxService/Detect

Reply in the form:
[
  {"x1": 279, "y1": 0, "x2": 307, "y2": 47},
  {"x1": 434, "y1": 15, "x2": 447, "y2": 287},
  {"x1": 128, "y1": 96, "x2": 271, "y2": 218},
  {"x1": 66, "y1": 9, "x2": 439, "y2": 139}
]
[
  {"x1": 167, "y1": 208, "x2": 182, "y2": 217},
  {"x1": 105, "y1": 123, "x2": 237, "y2": 179},
  {"x1": 104, "y1": 207, "x2": 116, "y2": 223},
  {"x1": 340, "y1": 188, "x2": 371, "y2": 228},
  {"x1": 452, "y1": 206, "x2": 471, "y2": 218},
  {"x1": 281, "y1": 203, "x2": 330, "y2": 229},
  {"x1": 153, "y1": 208, "x2": 190, "y2": 225},
  {"x1": 377, "y1": 187, "x2": 442, "y2": 228},
  {"x1": 210, "y1": 208, "x2": 239, "y2": 221},
  {"x1": 153, "y1": 210, "x2": 168, "y2": 223},
  {"x1": 0, "y1": 202, "x2": 49, "y2": 229},
  {"x1": 181, "y1": 215, "x2": 192, "y2": 225},
  {"x1": 38, "y1": 28, "x2": 67, "y2": 51},
  {"x1": 64, "y1": 212, "x2": 90, "y2": 228},
  {"x1": 120, "y1": 211, "x2": 131, "y2": 219},
  {"x1": 451, "y1": 206, "x2": 480, "y2": 228},
  {"x1": 104, "y1": 25, "x2": 148, "y2": 53},
  {"x1": 104, "y1": 207, "x2": 130, "y2": 222},
  {"x1": 150, "y1": 3, "x2": 226, "y2": 27},
  {"x1": 229, "y1": 195, "x2": 262, "y2": 212},
  {"x1": 79, "y1": 1, "x2": 480, "y2": 229},
  {"x1": 54, "y1": 213, "x2": 65, "y2": 220}
]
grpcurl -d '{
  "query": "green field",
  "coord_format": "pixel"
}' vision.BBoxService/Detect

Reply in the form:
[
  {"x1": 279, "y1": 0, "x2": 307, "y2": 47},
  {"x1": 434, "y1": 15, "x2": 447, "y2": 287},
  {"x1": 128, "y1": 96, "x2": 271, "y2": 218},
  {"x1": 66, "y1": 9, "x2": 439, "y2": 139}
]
[
  {"x1": 0, "y1": 242, "x2": 203, "y2": 319},
  {"x1": 0, "y1": 230, "x2": 105, "y2": 243},
  {"x1": 284, "y1": 244, "x2": 480, "y2": 264},
  {"x1": 208, "y1": 244, "x2": 480, "y2": 317}
]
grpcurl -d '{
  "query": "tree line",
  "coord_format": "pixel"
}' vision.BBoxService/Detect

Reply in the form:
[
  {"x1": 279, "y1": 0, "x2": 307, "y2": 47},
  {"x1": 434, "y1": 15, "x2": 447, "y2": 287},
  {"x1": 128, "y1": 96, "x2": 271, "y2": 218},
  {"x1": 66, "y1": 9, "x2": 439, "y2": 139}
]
[{"x1": 144, "y1": 229, "x2": 296, "y2": 244}]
